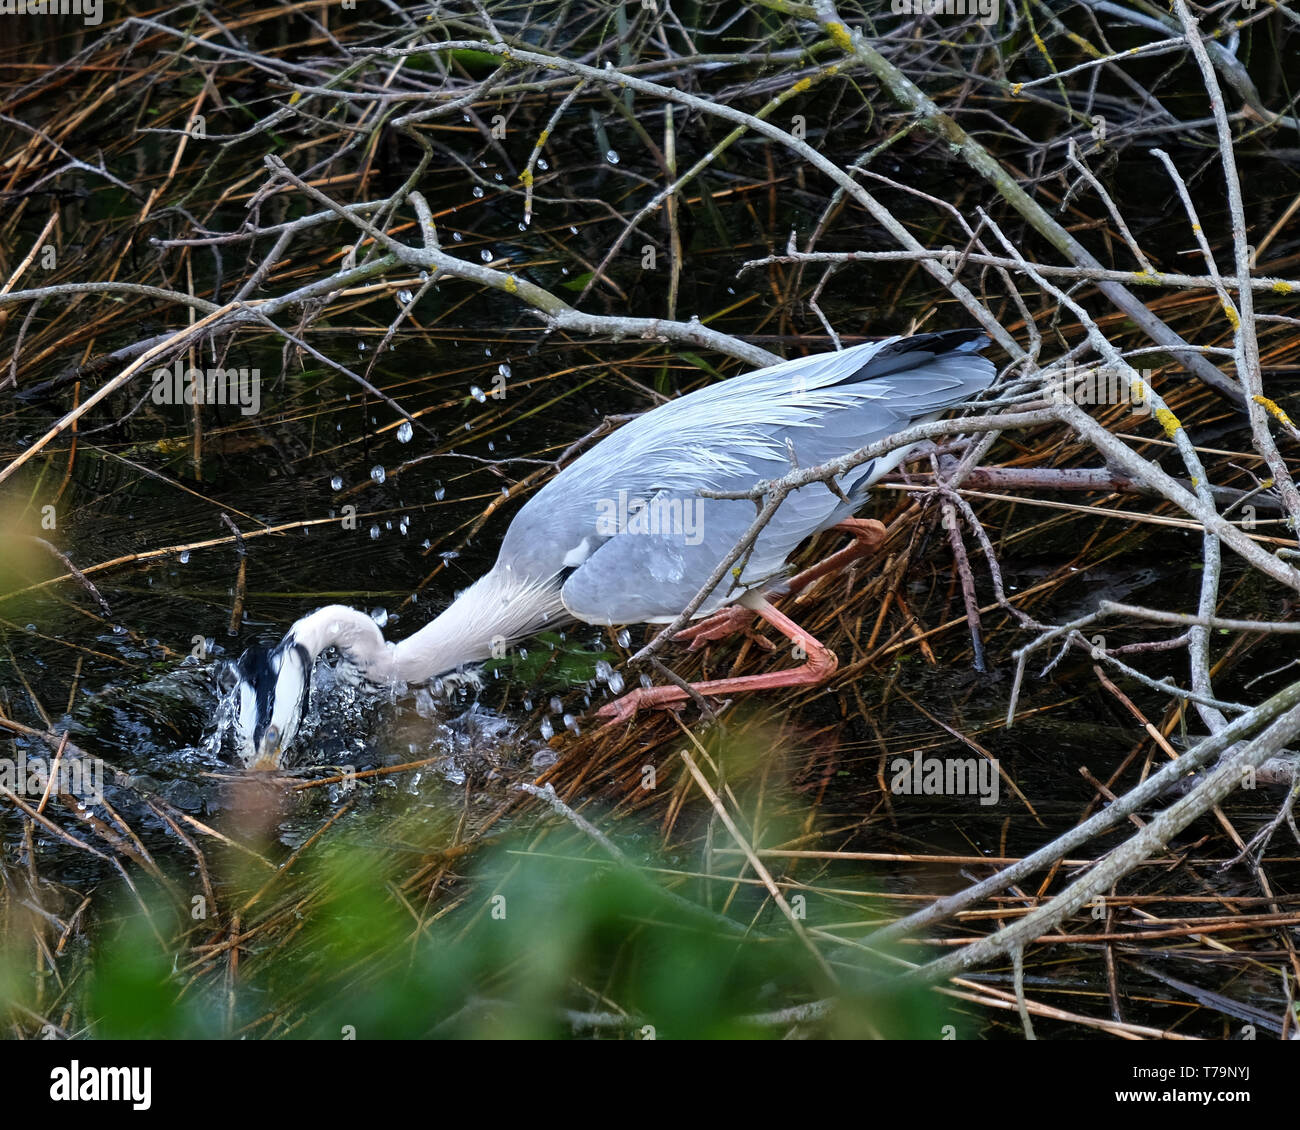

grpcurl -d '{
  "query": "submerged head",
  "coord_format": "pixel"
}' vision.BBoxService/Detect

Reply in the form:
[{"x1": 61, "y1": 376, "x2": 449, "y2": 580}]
[{"x1": 218, "y1": 638, "x2": 313, "y2": 768}]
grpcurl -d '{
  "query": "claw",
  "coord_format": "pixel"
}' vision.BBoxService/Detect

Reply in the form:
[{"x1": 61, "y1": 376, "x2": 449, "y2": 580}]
[{"x1": 673, "y1": 606, "x2": 773, "y2": 652}]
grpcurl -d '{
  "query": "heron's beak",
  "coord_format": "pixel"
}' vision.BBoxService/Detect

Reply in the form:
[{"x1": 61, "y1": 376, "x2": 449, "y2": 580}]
[{"x1": 250, "y1": 725, "x2": 282, "y2": 772}]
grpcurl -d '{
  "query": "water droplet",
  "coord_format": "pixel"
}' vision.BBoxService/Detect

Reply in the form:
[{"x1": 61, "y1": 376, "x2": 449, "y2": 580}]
[
  {"x1": 452, "y1": 231, "x2": 463, "y2": 242},
  {"x1": 549, "y1": 696, "x2": 563, "y2": 714},
  {"x1": 605, "y1": 149, "x2": 619, "y2": 164},
  {"x1": 370, "y1": 465, "x2": 386, "y2": 484},
  {"x1": 616, "y1": 628, "x2": 631, "y2": 647},
  {"x1": 487, "y1": 441, "x2": 495, "y2": 452},
  {"x1": 397, "y1": 289, "x2": 413, "y2": 304},
  {"x1": 396, "y1": 421, "x2": 413, "y2": 443},
  {"x1": 370, "y1": 608, "x2": 389, "y2": 628},
  {"x1": 470, "y1": 386, "x2": 487, "y2": 403},
  {"x1": 419, "y1": 270, "x2": 429, "y2": 282},
  {"x1": 331, "y1": 475, "x2": 343, "y2": 490},
  {"x1": 498, "y1": 362, "x2": 511, "y2": 379},
  {"x1": 369, "y1": 525, "x2": 380, "y2": 539},
  {"x1": 538, "y1": 158, "x2": 549, "y2": 170},
  {"x1": 517, "y1": 222, "x2": 527, "y2": 231},
  {"x1": 493, "y1": 173, "x2": 503, "y2": 182},
  {"x1": 472, "y1": 186, "x2": 484, "y2": 198},
  {"x1": 358, "y1": 341, "x2": 367, "y2": 352},
  {"x1": 563, "y1": 714, "x2": 580, "y2": 734},
  {"x1": 179, "y1": 550, "x2": 190, "y2": 564},
  {"x1": 434, "y1": 484, "x2": 446, "y2": 501},
  {"x1": 639, "y1": 674, "x2": 653, "y2": 689},
  {"x1": 569, "y1": 226, "x2": 578, "y2": 235},
  {"x1": 608, "y1": 670, "x2": 624, "y2": 694},
  {"x1": 480, "y1": 249, "x2": 492, "y2": 262},
  {"x1": 540, "y1": 717, "x2": 554, "y2": 740},
  {"x1": 595, "y1": 660, "x2": 613, "y2": 684}
]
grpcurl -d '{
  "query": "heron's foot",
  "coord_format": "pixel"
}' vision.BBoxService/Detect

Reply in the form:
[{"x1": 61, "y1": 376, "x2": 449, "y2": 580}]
[
  {"x1": 595, "y1": 686, "x2": 692, "y2": 728},
  {"x1": 595, "y1": 597, "x2": 837, "y2": 730},
  {"x1": 673, "y1": 606, "x2": 776, "y2": 653}
]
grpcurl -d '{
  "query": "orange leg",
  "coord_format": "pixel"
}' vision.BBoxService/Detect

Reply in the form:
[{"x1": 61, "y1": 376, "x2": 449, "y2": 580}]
[{"x1": 595, "y1": 596, "x2": 838, "y2": 727}]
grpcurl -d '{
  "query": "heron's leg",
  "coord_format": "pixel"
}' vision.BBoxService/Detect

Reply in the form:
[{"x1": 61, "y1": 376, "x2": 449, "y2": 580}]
[
  {"x1": 671, "y1": 519, "x2": 887, "y2": 654},
  {"x1": 595, "y1": 596, "x2": 837, "y2": 726},
  {"x1": 783, "y1": 518, "x2": 886, "y2": 598}
]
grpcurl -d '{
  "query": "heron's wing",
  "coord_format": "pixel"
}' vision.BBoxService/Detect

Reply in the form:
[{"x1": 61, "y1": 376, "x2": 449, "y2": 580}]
[
  {"x1": 555, "y1": 395, "x2": 912, "y2": 625},
  {"x1": 509, "y1": 332, "x2": 996, "y2": 610}
]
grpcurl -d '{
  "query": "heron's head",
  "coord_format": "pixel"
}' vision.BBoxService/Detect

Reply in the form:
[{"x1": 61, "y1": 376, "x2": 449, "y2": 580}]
[{"x1": 217, "y1": 638, "x2": 312, "y2": 769}]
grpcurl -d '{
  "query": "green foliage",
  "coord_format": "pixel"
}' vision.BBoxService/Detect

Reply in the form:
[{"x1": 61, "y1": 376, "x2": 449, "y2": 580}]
[
  {"x1": 6, "y1": 827, "x2": 948, "y2": 1039},
  {"x1": 88, "y1": 912, "x2": 227, "y2": 1039},
  {"x1": 481, "y1": 630, "x2": 615, "y2": 687}
]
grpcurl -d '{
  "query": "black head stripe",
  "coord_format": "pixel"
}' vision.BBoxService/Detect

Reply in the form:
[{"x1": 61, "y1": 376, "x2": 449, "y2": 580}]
[
  {"x1": 287, "y1": 641, "x2": 312, "y2": 717},
  {"x1": 233, "y1": 644, "x2": 281, "y2": 744}
]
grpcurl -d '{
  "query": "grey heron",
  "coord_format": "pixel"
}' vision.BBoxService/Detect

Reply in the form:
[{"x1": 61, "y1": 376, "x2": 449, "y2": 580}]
[{"x1": 221, "y1": 329, "x2": 995, "y2": 766}]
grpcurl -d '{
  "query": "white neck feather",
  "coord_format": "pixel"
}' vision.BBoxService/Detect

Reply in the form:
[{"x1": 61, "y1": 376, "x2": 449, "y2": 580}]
[{"x1": 285, "y1": 566, "x2": 566, "y2": 687}]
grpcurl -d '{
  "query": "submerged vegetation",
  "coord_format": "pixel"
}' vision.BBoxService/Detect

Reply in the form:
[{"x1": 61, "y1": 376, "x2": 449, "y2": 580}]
[{"x1": 1, "y1": 0, "x2": 1300, "y2": 1038}]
